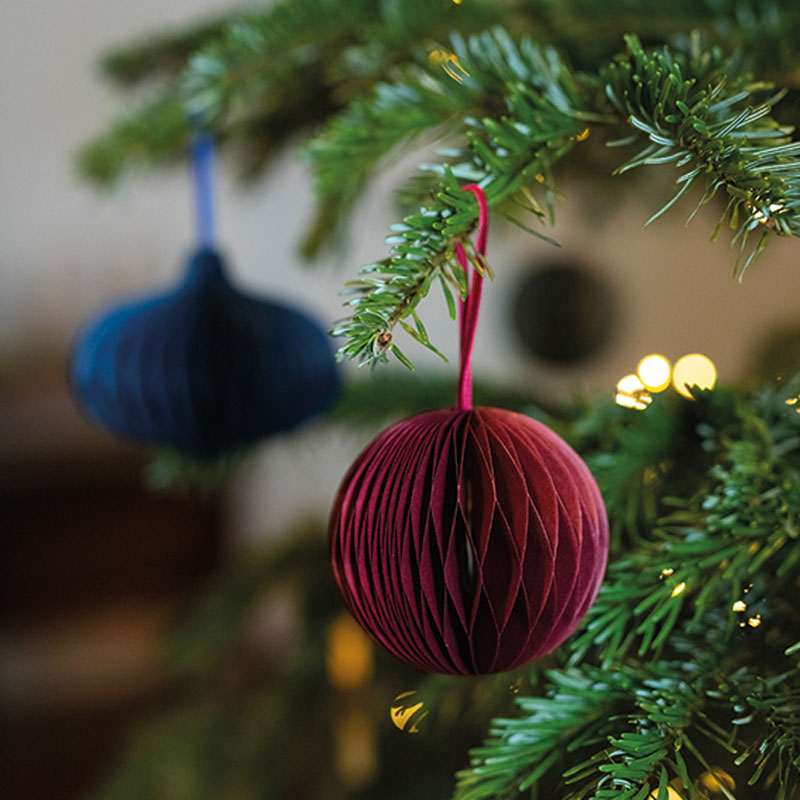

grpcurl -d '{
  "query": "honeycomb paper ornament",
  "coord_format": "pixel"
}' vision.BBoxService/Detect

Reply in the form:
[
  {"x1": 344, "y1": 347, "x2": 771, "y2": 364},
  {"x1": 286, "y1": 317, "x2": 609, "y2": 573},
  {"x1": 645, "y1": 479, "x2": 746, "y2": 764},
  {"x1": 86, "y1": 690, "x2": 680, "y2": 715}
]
[
  {"x1": 70, "y1": 132, "x2": 338, "y2": 457},
  {"x1": 329, "y1": 186, "x2": 608, "y2": 674},
  {"x1": 71, "y1": 247, "x2": 339, "y2": 457}
]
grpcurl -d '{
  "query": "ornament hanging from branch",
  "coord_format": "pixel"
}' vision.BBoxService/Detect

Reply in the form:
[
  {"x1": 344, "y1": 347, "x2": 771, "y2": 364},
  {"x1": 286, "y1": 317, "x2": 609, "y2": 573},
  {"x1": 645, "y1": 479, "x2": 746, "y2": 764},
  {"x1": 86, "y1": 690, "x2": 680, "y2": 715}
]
[
  {"x1": 70, "y1": 130, "x2": 339, "y2": 459},
  {"x1": 329, "y1": 186, "x2": 608, "y2": 675}
]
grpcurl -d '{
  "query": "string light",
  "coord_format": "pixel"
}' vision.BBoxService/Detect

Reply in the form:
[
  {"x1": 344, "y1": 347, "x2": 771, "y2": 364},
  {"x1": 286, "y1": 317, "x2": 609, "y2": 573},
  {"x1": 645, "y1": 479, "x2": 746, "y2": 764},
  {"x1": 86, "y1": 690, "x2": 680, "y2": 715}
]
[
  {"x1": 671, "y1": 581, "x2": 687, "y2": 597},
  {"x1": 748, "y1": 614, "x2": 762, "y2": 628},
  {"x1": 616, "y1": 352, "x2": 715, "y2": 410},
  {"x1": 333, "y1": 707, "x2": 378, "y2": 787},
  {"x1": 648, "y1": 787, "x2": 684, "y2": 799},
  {"x1": 659, "y1": 568, "x2": 674, "y2": 579},
  {"x1": 699, "y1": 768, "x2": 736, "y2": 793},
  {"x1": 428, "y1": 49, "x2": 470, "y2": 82},
  {"x1": 785, "y1": 395, "x2": 800, "y2": 414},
  {"x1": 732, "y1": 600, "x2": 746, "y2": 612},
  {"x1": 615, "y1": 374, "x2": 652, "y2": 410},
  {"x1": 326, "y1": 613, "x2": 374, "y2": 690},
  {"x1": 390, "y1": 691, "x2": 428, "y2": 733},
  {"x1": 672, "y1": 353, "x2": 716, "y2": 399},
  {"x1": 753, "y1": 201, "x2": 785, "y2": 228},
  {"x1": 637, "y1": 354, "x2": 672, "y2": 392}
]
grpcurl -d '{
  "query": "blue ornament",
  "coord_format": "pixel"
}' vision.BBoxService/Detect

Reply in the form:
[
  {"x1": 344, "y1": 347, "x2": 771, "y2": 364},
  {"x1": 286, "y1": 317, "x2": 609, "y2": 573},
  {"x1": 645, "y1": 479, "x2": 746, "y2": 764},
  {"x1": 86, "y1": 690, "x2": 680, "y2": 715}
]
[{"x1": 71, "y1": 247, "x2": 339, "y2": 457}]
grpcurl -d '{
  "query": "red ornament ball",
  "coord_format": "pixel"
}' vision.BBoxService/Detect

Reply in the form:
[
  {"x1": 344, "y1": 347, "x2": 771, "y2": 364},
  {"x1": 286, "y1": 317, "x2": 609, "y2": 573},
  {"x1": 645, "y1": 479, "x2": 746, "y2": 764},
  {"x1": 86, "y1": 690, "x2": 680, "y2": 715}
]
[{"x1": 329, "y1": 406, "x2": 608, "y2": 675}]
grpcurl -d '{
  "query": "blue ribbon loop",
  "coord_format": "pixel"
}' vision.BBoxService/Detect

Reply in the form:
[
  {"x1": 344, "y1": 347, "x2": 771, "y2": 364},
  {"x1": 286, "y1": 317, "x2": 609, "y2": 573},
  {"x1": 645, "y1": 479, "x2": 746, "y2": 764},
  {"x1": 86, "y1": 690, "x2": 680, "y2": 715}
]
[{"x1": 191, "y1": 132, "x2": 216, "y2": 248}]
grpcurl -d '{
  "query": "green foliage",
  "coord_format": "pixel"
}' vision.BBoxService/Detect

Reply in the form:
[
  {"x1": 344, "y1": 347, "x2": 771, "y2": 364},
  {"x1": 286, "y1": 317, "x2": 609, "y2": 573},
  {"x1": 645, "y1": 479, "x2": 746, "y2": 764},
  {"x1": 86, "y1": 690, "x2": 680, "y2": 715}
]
[
  {"x1": 603, "y1": 34, "x2": 800, "y2": 275},
  {"x1": 78, "y1": 0, "x2": 506, "y2": 185},
  {"x1": 78, "y1": 95, "x2": 192, "y2": 186},
  {"x1": 324, "y1": 31, "x2": 800, "y2": 369},
  {"x1": 87, "y1": 515, "x2": 531, "y2": 800},
  {"x1": 457, "y1": 660, "x2": 724, "y2": 800},
  {"x1": 162, "y1": 524, "x2": 327, "y2": 678},
  {"x1": 77, "y1": 4, "x2": 800, "y2": 799},
  {"x1": 328, "y1": 372, "x2": 549, "y2": 425},
  {"x1": 144, "y1": 445, "x2": 251, "y2": 495},
  {"x1": 81, "y1": 1, "x2": 800, "y2": 183},
  {"x1": 299, "y1": 18, "x2": 590, "y2": 254},
  {"x1": 330, "y1": 28, "x2": 590, "y2": 368},
  {"x1": 578, "y1": 395, "x2": 695, "y2": 549},
  {"x1": 80, "y1": 0, "x2": 800, "y2": 220},
  {"x1": 456, "y1": 380, "x2": 800, "y2": 799},
  {"x1": 86, "y1": 375, "x2": 800, "y2": 800},
  {"x1": 300, "y1": 62, "x2": 478, "y2": 257},
  {"x1": 97, "y1": 14, "x2": 232, "y2": 86}
]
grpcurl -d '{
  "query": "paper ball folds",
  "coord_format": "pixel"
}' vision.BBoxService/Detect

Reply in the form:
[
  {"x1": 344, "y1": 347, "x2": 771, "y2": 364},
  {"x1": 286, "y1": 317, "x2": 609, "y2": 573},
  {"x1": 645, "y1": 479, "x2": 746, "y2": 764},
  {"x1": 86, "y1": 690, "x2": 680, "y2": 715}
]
[
  {"x1": 329, "y1": 406, "x2": 608, "y2": 675},
  {"x1": 71, "y1": 248, "x2": 339, "y2": 457}
]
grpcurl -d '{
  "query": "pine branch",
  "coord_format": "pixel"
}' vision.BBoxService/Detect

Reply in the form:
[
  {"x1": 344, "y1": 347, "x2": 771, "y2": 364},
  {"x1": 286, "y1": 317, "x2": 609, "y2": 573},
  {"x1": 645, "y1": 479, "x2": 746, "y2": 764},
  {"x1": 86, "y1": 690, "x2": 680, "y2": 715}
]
[
  {"x1": 300, "y1": 21, "x2": 592, "y2": 255},
  {"x1": 97, "y1": 14, "x2": 232, "y2": 86},
  {"x1": 78, "y1": 0, "x2": 506, "y2": 187},
  {"x1": 329, "y1": 28, "x2": 591, "y2": 368},
  {"x1": 77, "y1": 94, "x2": 192, "y2": 186},
  {"x1": 299, "y1": 65, "x2": 471, "y2": 258},
  {"x1": 457, "y1": 609, "x2": 800, "y2": 800},
  {"x1": 80, "y1": 0, "x2": 800, "y2": 196},
  {"x1": 570, "y1": 384, "x2": 800, "y2": 669},
  {"x1": 455, "y1": 667, "x2": 634, "y2": 800},
  {"x1": 331, "y1": 31, "x2": 800, "y2": 369},
  {"x1": 163, "y1": 524, "x2": 328, "y2": 679},
  {"x1": 455, "y1": 659, "x2": 729, "y2": 800},
  {"x1": 603, "y1": 34, "x2": 800, "y2": 276},
  {"x1": 729, "y1": 668, "x2": 800, "y2": 798},
  {"x1": 583, "y1": 396, "x2": 693, "y2": 549},
  {"x1": 454, "y1": 377, "x2": 800, "y2": 800}
]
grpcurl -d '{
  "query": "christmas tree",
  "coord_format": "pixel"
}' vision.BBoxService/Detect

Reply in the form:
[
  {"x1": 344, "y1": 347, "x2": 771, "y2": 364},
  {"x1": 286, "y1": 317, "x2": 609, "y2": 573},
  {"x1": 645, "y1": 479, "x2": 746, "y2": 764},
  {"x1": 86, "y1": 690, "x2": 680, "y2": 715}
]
[{"x1": 76, "y1": 2, "x2": 800, "y2": 799}]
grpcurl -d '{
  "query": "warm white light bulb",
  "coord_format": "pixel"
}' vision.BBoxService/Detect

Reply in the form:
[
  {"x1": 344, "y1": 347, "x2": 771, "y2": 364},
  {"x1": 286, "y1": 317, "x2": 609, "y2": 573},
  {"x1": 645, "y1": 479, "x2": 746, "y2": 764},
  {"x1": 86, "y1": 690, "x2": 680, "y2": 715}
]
[
  {"x1": 615, "y1": 374, "x2": 652, "y2": 410},
  {"x1": 699, "y1": 768, "x2": 736, "y2": 792},
  {"x1": 672, "y1": 354, "x2": 716, "y2": 399},
  {"x1": 637, "y1": 354, "x2": 672, "y2": 392},
  {"x1": 648, "y1": 786, "x2": 684, "y2": 799}
]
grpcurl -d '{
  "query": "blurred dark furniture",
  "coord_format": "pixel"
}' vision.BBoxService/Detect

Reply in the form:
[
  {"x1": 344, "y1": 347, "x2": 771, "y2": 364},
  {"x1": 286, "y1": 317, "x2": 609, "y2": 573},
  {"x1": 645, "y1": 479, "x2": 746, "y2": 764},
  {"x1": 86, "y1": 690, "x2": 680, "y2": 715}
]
[{"x1": 0, "y1": 351, "x2": 222, "y2": 800}]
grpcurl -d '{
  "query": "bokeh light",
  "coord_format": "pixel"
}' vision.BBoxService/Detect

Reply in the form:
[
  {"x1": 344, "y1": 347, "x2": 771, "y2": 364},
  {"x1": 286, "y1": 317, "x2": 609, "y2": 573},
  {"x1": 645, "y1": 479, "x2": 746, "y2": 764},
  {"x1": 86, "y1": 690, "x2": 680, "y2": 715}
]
[
  {"x1": 326, "y1": 613, "x2": 374, "y2": 690},
  {"x1": 615, "y1": 374, "x2": 652, "y2": 410},
  {"x1": 672, "y1": 353, "x2": 716, "y2": 399},
  {"x1": 648, "y1": 786, "x2": 684, "y2": 799},
  {"x1": 699, "y1": 768, "x2": 735, "y2": 793},
  {"x1": 428, "y1": 49, "x2": 469, "y2": 82},
  {"x1": 390, "y1": 691, "x2": 428, "y2": 733},
  {"x1": 333, "y1": 707, "x2": 378, "y2": 787},
  {"x1": 637, "y1": 354, "x2": 672, "y2": 392}
]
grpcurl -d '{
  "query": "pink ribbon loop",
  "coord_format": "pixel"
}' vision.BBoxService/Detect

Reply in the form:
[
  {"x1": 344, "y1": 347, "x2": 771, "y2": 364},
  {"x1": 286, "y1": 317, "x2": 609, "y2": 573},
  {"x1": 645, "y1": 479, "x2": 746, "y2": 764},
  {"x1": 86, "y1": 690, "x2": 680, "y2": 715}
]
[{"x1": 454, "y1": 184, "x2": 489, "y2": 412}]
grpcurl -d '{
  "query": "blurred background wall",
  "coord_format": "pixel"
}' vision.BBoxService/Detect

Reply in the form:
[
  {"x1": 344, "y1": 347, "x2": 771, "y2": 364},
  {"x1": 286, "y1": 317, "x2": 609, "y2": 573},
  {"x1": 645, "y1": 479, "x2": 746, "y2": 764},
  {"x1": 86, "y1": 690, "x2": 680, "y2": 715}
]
[{"x1": 4, "y1": 1, "x2": 800, "y2": 798}]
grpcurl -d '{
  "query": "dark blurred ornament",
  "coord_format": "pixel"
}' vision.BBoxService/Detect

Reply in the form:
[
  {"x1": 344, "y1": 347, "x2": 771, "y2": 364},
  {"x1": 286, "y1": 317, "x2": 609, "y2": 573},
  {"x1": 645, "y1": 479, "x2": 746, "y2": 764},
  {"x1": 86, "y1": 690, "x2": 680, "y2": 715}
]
[
  {"x1": 329, "y1": 187, "x2": 607, "y2": 675},
  {"x1": 512, "y1": 261, "x2": 617, "y2": 364},
  {"x1": 71, "y1": 132, "x2": 338, "y2": 458}
]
